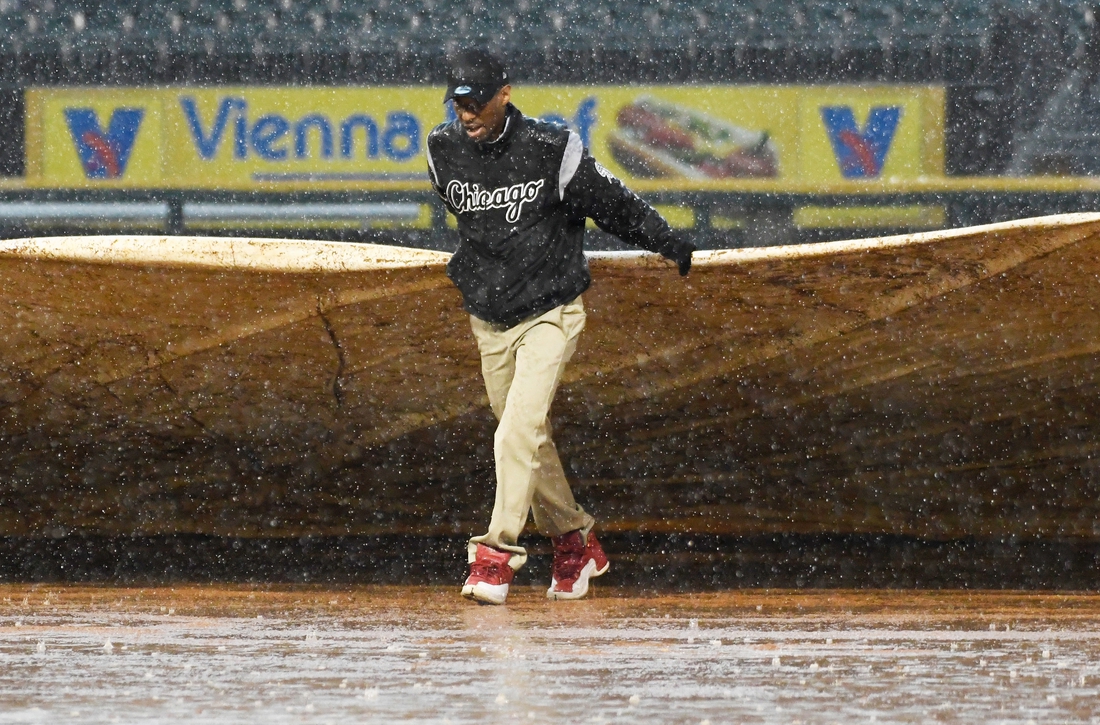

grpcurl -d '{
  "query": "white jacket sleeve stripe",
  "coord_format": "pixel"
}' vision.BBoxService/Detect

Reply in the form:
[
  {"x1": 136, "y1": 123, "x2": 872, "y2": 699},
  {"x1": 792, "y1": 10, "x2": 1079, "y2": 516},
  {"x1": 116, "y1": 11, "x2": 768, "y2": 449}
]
[
  {"x1": 558, "y1": 131, "x2": 583, "y2": 200},
  {"x1": 426, "y1": 143, "x2": 440, "y2": 188}
]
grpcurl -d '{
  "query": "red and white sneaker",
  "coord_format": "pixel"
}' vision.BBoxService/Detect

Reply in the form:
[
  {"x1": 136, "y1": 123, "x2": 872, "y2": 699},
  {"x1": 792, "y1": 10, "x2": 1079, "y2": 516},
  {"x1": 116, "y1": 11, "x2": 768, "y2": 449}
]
[
  {"x1": 462, "y1": 544, "x2": 514, "y2": 605},
  {"x1": 547, "y1": 529, "x2": 609, "y2": 600}
]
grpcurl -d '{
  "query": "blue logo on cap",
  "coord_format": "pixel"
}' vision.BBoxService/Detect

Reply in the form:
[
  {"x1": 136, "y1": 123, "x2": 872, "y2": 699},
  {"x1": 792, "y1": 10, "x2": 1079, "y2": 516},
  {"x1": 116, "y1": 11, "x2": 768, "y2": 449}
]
[{"x1": 454, "y1": 85, "x2": 472, "y2": 95}]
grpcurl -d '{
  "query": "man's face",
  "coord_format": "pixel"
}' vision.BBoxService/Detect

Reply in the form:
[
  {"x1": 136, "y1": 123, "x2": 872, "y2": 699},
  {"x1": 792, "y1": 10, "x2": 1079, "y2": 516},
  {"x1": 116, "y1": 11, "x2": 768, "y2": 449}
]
[{"x1": 453, "y1": 85, "x2": 511, "y2": 142}]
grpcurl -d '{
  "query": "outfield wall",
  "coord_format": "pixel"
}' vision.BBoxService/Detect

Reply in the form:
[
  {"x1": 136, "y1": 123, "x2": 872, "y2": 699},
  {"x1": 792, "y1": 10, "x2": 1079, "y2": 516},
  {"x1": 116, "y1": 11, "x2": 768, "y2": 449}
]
[
  {"x1": 7, "y1": 84, "x2": 1100, "y2": 240},
  {"x1": 25, "y1": 84, "x2": 944, "y2": 192}
]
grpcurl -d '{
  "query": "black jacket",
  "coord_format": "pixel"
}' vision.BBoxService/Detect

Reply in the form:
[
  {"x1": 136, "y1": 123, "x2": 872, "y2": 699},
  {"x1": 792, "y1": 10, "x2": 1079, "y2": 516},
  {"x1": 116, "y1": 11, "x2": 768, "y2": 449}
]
[{"x1": 427, "y1": 104, "x2": 693, "y2": 327}]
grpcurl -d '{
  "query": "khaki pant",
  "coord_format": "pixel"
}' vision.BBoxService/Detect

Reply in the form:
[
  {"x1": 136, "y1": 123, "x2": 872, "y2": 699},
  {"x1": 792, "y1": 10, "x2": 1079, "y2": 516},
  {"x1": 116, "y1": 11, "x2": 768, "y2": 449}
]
[{"x1": 467, "y1": 296, "x2": 594, "y2": 571}]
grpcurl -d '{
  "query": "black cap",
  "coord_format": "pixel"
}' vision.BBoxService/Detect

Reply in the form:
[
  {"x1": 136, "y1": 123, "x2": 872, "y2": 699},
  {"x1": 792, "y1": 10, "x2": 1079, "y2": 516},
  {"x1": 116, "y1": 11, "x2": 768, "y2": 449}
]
[{"x1": 444, "y1": 48, "x2": 509, "y2": 106}]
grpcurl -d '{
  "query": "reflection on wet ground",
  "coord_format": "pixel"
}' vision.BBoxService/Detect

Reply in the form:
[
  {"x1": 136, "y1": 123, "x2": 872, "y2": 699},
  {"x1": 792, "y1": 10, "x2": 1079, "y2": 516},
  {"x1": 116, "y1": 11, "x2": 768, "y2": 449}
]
[{"x1": 1, "y1": 585, "x2": 1099, "y2": 724}]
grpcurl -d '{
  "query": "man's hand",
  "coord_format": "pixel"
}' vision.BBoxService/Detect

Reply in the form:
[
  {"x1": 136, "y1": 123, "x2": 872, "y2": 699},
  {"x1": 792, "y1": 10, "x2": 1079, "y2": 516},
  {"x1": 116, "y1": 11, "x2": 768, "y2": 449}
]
[
  {"x1": 654, "y1": 232, "x2": 695, "y2": 276},
  {"x1": 671, "y1": 238, "x2": 695, "y2": 276},
  {"x1": 677, "y1": 249, "x2": 692, "y2": 276}
]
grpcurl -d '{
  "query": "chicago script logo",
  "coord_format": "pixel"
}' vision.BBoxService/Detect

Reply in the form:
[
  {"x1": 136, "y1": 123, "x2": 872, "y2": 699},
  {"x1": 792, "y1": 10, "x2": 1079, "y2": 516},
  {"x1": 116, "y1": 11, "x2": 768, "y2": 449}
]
[{"x1": 446, "y1": 179, "x2": 544, "y2": 223}]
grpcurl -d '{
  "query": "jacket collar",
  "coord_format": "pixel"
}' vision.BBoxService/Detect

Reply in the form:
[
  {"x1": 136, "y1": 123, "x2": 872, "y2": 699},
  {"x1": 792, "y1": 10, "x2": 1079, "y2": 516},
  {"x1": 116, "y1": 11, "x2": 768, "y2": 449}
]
[{"x1": 471, "y1": 103, "x2": 521, "y2": 154}]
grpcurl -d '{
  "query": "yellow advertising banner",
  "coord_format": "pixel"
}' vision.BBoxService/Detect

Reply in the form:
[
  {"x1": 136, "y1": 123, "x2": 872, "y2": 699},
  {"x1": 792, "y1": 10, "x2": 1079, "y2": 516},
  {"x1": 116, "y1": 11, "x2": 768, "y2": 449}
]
[{"x1": 24, "y1": 84, "x2": 944, "y2": 191}]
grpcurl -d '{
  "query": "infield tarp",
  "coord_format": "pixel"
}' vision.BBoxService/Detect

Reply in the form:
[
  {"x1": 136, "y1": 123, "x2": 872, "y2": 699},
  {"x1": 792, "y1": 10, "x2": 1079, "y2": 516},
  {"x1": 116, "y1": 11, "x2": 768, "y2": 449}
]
[{"x1": 2, "y1": 214, "x2": 1100, "y2": 539}]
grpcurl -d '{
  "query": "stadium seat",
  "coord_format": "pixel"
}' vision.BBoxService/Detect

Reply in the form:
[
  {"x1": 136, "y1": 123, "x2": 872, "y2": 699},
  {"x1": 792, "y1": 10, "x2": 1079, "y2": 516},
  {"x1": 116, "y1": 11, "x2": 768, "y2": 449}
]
[{"x1": 0, "y1": 0, "x2": 1090, "y2": 88}]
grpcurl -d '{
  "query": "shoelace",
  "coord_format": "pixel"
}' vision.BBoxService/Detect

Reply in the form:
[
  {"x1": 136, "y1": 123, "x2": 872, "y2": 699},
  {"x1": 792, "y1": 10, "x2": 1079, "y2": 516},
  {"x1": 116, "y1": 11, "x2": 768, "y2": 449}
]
[
  {"x1": 552, "y1": 540, "x2": 586, "y2": 581},
  {"x1": 470, "y1": 559, "x2": 505, "y2": 581}
]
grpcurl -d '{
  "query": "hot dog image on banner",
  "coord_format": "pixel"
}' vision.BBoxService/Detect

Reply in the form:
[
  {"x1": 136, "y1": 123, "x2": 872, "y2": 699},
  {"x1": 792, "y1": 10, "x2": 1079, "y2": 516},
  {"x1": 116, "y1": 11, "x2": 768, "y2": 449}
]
[{"x1": 608, "y1": 96, "x2": 779, "y2": 179}]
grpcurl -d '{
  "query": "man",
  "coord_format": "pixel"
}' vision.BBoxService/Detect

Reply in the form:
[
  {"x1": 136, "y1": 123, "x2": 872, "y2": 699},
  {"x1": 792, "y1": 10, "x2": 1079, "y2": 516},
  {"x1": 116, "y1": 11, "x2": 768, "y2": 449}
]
[{"x1": 426, "y1": 48, "x2": 694, "y2": 605}]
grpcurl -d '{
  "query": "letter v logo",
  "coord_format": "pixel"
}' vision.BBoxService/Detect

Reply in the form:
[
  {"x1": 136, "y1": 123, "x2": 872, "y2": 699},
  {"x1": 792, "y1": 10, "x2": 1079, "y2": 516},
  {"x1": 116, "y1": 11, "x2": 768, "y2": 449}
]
[
  {"x1": 820, "y1": 106, "x2": 901, "y2": 178},
  {"x1": 64, "y1": 108, "x2": 144, "y2": 179}
]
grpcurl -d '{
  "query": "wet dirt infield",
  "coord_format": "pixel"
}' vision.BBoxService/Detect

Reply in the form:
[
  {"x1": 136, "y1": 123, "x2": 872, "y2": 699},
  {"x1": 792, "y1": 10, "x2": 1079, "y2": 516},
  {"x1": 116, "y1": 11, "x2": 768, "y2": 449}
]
[{"x1": 1, "y1": 585, "x2": 1099, "y2": 724}]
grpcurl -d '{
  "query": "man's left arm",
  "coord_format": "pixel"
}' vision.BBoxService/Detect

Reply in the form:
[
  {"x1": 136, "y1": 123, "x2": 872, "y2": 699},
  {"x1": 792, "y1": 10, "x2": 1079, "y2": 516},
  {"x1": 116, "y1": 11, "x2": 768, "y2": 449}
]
[{"x1": 560, "y1": 134, "x2": 695, "y2": 275}]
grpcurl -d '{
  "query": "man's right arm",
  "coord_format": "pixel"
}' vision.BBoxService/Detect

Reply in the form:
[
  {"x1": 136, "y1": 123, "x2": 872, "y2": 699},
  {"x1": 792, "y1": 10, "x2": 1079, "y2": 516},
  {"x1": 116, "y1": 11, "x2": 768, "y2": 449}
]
[{"x1": 425, "y1": 131, "x2": 456, "y2": 214}]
